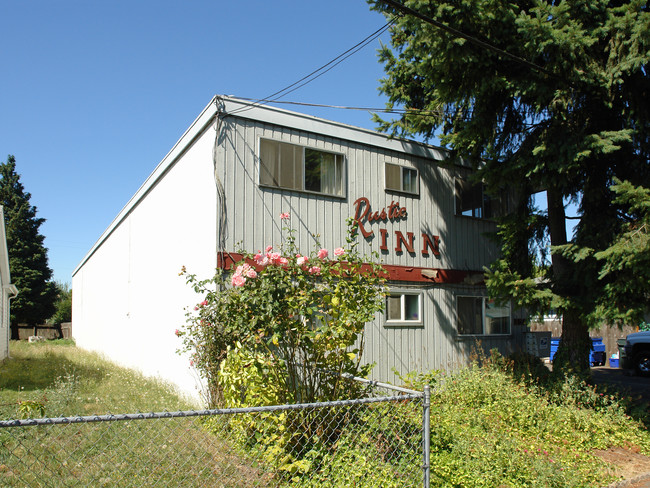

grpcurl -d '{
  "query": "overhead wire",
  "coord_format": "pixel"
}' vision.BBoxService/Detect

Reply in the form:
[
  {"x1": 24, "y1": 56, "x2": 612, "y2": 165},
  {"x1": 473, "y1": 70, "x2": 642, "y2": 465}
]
[
  {"x1": 227, "y1": 1, "x2": 566, "y2": 119},
  {"x1": 227, "y1": 18, "x2": 397, "y2": 116},
  {"x1": 378, "y1": 0, "x2": 564, "y2": 82},
  {"x1": 232, "y1": 97, "x2": 443, "y2": 117}
]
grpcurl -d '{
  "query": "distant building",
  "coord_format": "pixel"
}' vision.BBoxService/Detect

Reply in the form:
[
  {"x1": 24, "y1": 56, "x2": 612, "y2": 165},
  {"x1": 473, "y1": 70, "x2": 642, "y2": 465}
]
[
  {"x1": 0, "y1": 206, "x2": 19, "y2": 361},
  {"x1": 72, "y1": 96, "x2": 525, "y2": 399}
]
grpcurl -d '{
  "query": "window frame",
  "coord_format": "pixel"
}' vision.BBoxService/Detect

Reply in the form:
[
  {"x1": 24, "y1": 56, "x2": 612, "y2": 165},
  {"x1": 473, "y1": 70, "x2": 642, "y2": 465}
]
[
  {"x1": 455, "y1": 178, "x2": 507, "y2": 220},
  {"x1": 385, "y1": 162, "x2": 419, "y2": 196},
  {"x1": 456, "y1": 295, "x2": 511, "y2": 336},
  {"x1": 384, "y1": 289, "x2": 424, "y2": 327},
  {"x1": 258, "y1": 138, "x2": 346, "y2": 198}
]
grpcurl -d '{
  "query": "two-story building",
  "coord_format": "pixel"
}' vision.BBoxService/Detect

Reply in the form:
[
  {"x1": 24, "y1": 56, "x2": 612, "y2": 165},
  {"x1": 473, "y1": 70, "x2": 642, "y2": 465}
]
[{"x1": 72, "y1": 96, "x2": 525, "y2": 400}]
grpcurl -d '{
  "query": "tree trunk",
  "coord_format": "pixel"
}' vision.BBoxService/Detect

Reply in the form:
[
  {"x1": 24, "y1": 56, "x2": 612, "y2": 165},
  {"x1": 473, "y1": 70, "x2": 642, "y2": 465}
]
[{"x1": 547, "y1": 186, "x2": 591, "y2": 375}]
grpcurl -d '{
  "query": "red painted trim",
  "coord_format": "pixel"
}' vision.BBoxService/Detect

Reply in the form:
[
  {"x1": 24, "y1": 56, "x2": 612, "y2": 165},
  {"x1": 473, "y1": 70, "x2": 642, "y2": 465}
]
[{"x1": 217, "y1": 252, "x2": 484, "y2": 285}]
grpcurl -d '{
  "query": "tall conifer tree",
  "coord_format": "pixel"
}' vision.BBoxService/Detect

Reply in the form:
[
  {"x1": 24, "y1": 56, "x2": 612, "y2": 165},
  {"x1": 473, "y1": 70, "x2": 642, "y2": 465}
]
[
  {"x1": 369, "y1": 0, "x2": 650, "y2": 373},
  {"x1": 1, "y1": 155, "x2": 57, "y2": 335}
]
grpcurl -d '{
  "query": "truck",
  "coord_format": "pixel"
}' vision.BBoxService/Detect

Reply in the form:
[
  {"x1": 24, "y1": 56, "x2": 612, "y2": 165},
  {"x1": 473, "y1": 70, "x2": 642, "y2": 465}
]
[{"x1": 623, "y1": 331, "x2": 650, "y2": 377}]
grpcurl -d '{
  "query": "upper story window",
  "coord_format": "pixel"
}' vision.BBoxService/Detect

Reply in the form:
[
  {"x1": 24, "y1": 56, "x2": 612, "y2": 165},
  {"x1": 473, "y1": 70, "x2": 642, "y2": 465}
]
[
  {"x1": 457, "y1": 296, "x2": 511, "y2": 335},
  {"x1": 455, "y1": 178, "x2": 507, "y2": 219},
  {"x1": 259, "y1": 138, "x2": 345, "y2": 197},
  {"x1": 385, "y1": 163, "x2": 419, "y2": 195},
  {"x1": 385, "y1": 290, "x2": 423, "y2": 326}
]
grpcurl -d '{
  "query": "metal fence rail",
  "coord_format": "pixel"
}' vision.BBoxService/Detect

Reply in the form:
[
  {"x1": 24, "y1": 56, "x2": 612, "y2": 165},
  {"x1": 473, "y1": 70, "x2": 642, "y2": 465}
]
[{"x1": 0, "y1": 383, "x2": 430, "y2": 487}]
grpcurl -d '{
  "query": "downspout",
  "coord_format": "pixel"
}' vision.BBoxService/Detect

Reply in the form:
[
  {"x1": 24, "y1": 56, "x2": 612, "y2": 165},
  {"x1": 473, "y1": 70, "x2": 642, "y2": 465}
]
[{"x1": 3, "y1": 284, "x2": 18, "y2": 359}]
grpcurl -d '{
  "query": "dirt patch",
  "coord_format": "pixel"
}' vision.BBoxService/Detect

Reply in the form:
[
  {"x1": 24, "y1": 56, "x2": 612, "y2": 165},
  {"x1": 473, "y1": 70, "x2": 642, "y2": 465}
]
[{"x1": 594, "y1": 446, "x2": 650, "y2": 487}]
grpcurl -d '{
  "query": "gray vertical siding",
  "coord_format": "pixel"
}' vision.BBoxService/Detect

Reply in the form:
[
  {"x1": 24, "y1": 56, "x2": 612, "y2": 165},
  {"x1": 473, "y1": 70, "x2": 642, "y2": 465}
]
[{"x1": 215, "y1": 115, "x2": 518, "y2": 382}]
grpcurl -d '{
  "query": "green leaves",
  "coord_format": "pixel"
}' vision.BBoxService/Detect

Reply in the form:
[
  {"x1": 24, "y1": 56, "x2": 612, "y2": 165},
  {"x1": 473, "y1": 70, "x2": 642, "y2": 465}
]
[
  {"x1": 1, "y1": 155, "x2": 57, "y2": 327},
  {"x1": 178, "y1": 220, "x2": 386, "y2": 407}
]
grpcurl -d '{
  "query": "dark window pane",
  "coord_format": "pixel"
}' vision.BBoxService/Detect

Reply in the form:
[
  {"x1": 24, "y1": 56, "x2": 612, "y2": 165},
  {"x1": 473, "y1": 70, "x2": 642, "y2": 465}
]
[{"x1": 457, "y1": 296, "x2": 482, "y2": 334}]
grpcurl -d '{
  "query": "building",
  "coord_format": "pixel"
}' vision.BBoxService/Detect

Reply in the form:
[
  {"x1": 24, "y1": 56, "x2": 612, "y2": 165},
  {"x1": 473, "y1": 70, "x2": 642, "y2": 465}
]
[
  {"x1": 72, "y1": 96, "x2": 525, "y2": 399},
  {"x1": 0, "y1": 206, "x2": 18, "y2": 361}
]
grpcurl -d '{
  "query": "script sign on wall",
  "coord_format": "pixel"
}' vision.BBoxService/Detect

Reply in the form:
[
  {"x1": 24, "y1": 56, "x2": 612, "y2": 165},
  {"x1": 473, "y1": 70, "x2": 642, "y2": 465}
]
[{"x1": 352, "y1": 197, "x2": 440, "y2": 257}]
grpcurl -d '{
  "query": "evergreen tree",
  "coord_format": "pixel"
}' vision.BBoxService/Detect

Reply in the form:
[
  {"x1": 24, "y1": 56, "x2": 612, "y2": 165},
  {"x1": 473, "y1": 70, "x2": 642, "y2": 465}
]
[
  {"x1": 1, "y1": 155, "x2": 57, "y2": 336},
  {"x1": 369, "y1": 0, "x2": 650, "y2": 373}
]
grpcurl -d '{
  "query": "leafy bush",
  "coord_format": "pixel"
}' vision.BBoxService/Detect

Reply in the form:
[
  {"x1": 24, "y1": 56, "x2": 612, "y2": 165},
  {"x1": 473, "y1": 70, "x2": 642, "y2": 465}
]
[
  {"x1": 178, "y1": 215, "x2": 386, "y2": 407},
  {"x1": 421, "y1": 350, "x2": 650, "y2": 487},
  {"x1": 180, "y1": 215, "x2": 387, "y2": 476}
]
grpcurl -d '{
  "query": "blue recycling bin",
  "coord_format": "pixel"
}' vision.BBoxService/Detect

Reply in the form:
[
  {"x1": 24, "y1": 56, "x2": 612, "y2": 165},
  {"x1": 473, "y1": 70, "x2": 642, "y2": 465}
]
[{"x1": 550, "y1": 337, "x2": 606, "y2": 366}]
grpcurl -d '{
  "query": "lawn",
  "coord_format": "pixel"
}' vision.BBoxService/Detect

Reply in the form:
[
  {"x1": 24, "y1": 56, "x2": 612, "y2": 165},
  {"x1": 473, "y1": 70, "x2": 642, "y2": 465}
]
[
  {"x1": 0, "y1": 340, "x2": 263, "y2": 487},
  {"x1": 1, "y1": 341, "x2": 650, "y2": 487},
  {"x1": 0, "y1": 339, "x2": 195, "y2": 419}
]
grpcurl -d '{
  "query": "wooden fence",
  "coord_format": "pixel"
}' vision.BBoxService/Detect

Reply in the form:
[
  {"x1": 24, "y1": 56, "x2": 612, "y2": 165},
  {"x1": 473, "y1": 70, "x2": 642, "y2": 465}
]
[
  {"x1": 529, "y1": 319, "x2": 637, "y2": 367},
  {"x1": 11, "y1": 322, "x2": 72, "y2": 341}
]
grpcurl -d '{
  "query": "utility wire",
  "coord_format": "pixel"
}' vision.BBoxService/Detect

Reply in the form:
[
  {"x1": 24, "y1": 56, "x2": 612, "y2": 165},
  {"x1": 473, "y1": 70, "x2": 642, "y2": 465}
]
[
  {"x1": 377, "y1": 0, "x2": 561, "y2": 81},
  {"x1": 233, "y1": 96, "x2": 443, "y2": 116},
  {"x1": 227, "y1": 19, "x2": 396, "y2": 116}
]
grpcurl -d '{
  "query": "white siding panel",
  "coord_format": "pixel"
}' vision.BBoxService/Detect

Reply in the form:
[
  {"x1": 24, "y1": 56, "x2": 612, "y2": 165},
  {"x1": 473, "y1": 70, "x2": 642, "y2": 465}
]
[{"x1": 73, "y1": 122, "x2": 218, "y2": 401}]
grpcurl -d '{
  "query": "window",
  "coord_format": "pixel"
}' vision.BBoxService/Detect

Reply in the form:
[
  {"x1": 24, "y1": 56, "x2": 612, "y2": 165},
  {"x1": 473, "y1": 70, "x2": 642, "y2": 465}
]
[
  {"x1": 259, "y1": 139, "x2": 344, "y2": 196},
  {"x1": 457, "y1": 296, "x2": 511, "y2": 335},
  {"x1": 455, "y1": 178, "x2": 507, "y2": 219},
  {"x1": 385, "y1": 290, "x2": 423, "y2": 326},
  {"x1": 385, "y1": 163, "x2": 419, "y2": 195}
]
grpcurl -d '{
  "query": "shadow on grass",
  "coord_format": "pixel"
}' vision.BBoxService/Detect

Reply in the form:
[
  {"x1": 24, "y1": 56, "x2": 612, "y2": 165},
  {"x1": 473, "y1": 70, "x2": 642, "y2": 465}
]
[{"x1": 0, "y1": 345, "x2": 106, "y2": 392}]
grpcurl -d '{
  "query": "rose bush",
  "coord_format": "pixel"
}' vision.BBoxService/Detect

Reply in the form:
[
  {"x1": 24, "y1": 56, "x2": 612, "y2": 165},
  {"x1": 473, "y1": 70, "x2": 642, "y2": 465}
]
[{"x1": 178, "y1": 216, "x2": 386, "y2": 407}]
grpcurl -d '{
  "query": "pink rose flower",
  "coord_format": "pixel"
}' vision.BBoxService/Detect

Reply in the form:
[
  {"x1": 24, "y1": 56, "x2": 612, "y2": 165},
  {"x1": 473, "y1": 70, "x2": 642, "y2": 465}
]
[
  {"x1": 246, "y1": 267, "x2": 257, "y2": 279},
  {"x1": 280, "y1": 212, "x2": 290, "y2": 220},
  {"x1": 317, "y1": 248, "x2": 328, "y2": 259},
  {"x1": 296, "y1": 255, "x2": 308, "y2": 266},
  {"x1": 175, "y1": 329, "x2": 181, "y2": 336},
  {"x1": 232, "y1": 274, "x2": 246, "y2": 287},
  {"x1": 200, "y1": 300, "x2": 208, "y2": 307},
  {"x1": 334, "y1": 247, "x2": 345, "y2": 257},
  {"x1": 308, "y1": 266, "x2": 321, "y2": 275},
  {"x1": 265, "y1": 245, "x2": 273, "y2": 253}
]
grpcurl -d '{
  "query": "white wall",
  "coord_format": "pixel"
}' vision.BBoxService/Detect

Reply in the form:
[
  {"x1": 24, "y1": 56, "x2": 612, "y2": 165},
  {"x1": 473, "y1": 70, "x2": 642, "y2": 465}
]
[{"x1": 73, "y1": 120, "x2": 218, "y2": 402}]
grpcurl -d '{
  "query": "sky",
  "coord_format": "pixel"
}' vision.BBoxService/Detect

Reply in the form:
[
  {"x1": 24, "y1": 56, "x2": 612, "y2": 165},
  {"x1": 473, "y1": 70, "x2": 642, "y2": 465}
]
[{"x1": 1, "y1": 0, "x2": 396, "y2": 284}]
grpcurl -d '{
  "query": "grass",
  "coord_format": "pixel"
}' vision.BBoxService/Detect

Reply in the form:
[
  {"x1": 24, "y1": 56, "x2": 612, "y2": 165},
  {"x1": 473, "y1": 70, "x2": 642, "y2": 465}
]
[
  {"x1": 1, "y1": 341, "x2": 650, "y2": 487},
  {"x1": 0, "y1": 340, "x2": 263, "y2": 487},
  {"x1": 0, "y1": 339, "x2": 195, "y2": 418}
]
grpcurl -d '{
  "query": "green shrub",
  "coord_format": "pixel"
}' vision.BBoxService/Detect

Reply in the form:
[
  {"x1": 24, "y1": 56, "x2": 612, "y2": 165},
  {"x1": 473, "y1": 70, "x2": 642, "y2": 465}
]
[
  {"x1": 423, "y1": 352, "x2": 650, "y2": 487},
  {"x1": 178, "y1": 216, "x2": 386, "y2": 407}
]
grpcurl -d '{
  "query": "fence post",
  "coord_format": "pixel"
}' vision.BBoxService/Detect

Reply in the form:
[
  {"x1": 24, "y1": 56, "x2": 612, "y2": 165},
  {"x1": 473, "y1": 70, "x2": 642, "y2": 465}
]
[{"x1": 423, "y1": 384, "x2": 430, "y2": 488}]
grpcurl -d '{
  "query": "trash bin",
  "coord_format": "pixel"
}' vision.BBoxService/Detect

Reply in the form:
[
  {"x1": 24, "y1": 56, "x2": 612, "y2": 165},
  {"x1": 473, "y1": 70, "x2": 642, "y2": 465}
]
[
  {"x1": 617, "y1": 338, "x2": 627, "y2": 369},
  {"x1": 590, "y1": 337, "x2": 606, "y2": 366}
]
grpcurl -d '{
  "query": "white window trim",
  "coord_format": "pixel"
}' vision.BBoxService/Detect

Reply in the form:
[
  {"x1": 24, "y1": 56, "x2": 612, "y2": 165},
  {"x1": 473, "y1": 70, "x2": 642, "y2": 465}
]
[
  {"x1": 385, "y1": 289, "x2": 424, "y2": 327},
  {"x1": 385, "y1": 162, "x2": 419, "y2": 196},
  {"x1": 258, "y1": 137, "x2": 347, "y2": 198},
  {"x1": 456, "y1": 295, "x2": 512, "y2": 336}
]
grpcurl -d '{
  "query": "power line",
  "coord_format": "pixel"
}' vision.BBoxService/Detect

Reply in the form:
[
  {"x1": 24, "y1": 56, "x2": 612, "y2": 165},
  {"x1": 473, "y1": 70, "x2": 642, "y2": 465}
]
[
  {"x1": 227, "y1": 19, "x2": 396, "y2": 116},
  {"x1": 377, "y1": 0, "x2": 561, "y2": 81},
  {"x1": 233, "y1": 97, "x2": 443, "y2": 116}
]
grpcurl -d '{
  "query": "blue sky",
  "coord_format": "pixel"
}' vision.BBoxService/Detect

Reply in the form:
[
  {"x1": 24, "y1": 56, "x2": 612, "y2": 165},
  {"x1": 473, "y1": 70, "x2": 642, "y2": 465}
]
[{"x1": 1, "y1": 0, "x2": 395, "y2": 284}]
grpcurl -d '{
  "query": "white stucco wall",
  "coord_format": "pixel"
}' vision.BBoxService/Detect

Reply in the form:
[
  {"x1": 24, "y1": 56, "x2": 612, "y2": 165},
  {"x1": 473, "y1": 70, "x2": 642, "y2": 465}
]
[{"x1": 73, "y1": 116, "x2": 219, "y2": 402}]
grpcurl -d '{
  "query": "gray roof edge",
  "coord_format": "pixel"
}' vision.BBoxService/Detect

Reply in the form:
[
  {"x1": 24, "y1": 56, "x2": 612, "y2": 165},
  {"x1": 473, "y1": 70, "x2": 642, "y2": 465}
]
[
  {"x1": 217, "y1": 95, "x2": 448, "y2": 161},
  {"x1": 73, "y1": 96, "x2": 449, "y2": 277}
]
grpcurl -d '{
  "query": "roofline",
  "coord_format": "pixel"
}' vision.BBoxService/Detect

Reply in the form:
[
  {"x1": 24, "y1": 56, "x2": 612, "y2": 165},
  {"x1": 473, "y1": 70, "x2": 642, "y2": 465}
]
[
  {"x1": 0, "y1": 206, "x2": 12, "y2": 286},
  {"x1": 215, "y1": 95, "x2": 448, "y2": 161},
  {"x1": 73, "y1": 95, "x2": 450, "y2": 277}
]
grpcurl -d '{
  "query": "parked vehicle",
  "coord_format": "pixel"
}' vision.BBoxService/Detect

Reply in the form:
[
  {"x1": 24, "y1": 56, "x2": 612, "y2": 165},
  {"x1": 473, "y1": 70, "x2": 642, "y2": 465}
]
[{"x1": 623, "y1": 331, "x2": 650, "y2": 377}]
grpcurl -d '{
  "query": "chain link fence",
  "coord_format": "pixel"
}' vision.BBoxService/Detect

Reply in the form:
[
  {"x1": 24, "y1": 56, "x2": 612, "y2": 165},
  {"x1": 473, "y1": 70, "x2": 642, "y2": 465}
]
[{"x1": 0, "y1": 379, "x2": 430, "y2": 487}]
